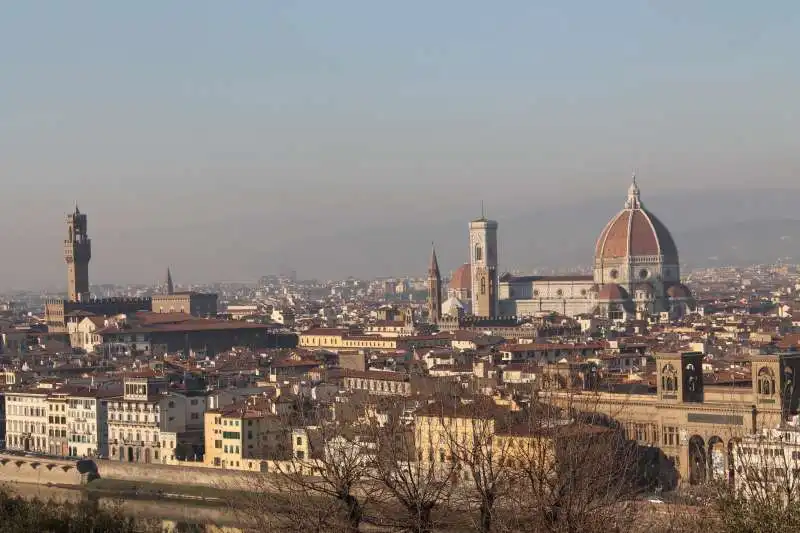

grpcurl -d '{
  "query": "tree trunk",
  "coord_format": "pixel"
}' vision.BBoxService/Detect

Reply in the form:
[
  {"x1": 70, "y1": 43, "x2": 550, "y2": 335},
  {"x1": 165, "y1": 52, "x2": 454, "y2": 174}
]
[
  {"x1": 415, "y1": 504, "x2": 433, "y2": 533},
  {"x1": 479, "y1": 501, "x2": 492, "y2": 533},
  {"x1": 342, "y1": 493, "x2": 362, "y2": 533}
]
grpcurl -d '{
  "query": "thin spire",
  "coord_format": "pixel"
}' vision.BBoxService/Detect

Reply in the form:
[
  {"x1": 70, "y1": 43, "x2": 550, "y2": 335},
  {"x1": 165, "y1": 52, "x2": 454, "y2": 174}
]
[
  {"x1": 480, "y1": 200, "x2": 485, "y2": 219},
  {"x1": 166, "y1": 267, "x2": 174, "y2": 295},
  {"x1": 428, "y1": 242, "x2": 440, "y2": 278}
]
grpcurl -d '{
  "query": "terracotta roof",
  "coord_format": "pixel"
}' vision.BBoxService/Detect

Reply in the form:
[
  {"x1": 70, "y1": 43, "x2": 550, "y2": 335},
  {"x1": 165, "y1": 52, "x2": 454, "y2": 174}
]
[
  {"x1": 503, "y1": 275, "x2": 594, "y2": 283},
  {"x1": 449, "y1": 263, "x2": 471, "y2": 291},
  {"x1": 595, "y1": 184, "x2": 678, "y2": 262},
  {"x1": 666, "y1": 283, "x2": 692, "y2": 299},
  {"x1": 597, "y1": 284, "x2": 629, "y2": 301},
  {"x1": 500, "y1": 342, "x2": 605, "y2": 352},
  {"x1": 334, "y1": 368, "x2": 410, "y2": 381},
  {"x1": 96, "y1": 318, "x2": 278, "y2": 336}
]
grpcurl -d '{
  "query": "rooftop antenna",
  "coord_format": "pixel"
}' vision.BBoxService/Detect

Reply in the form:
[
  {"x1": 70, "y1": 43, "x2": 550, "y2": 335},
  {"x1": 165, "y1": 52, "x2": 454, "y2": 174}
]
[{"x1": 481, "y1": 200, "x2": 485, "y2": 219}]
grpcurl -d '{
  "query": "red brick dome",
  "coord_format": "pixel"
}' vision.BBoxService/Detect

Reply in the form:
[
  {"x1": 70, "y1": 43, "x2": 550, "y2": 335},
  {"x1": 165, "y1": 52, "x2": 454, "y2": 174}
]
[
  {"x1": 597, "y1": 284, "x2": 629, "y2": 301},
  {"x1": 666, "y1": 283, "x2": 692, "y2": 299},
  {"x1": 595, "y1": 179, "x2": 678, "y2": 263},
  {"x1": 449, "y1": 263, "x2": 471, "y2": 292}
]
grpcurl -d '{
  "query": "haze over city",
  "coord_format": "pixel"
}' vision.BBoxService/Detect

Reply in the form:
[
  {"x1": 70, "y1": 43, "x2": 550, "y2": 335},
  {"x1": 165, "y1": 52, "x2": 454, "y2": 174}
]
[{"x1": 2, "y1": 1, "x2": 799, "y2": 289}]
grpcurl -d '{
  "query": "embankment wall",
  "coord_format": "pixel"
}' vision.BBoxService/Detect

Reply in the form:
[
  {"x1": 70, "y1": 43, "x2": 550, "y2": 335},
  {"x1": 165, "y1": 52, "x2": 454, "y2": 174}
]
[
  {"x1": 95, "y1": 460, "x2": 273, "y2": 490},
  {"x1": 0, "y1": 453, "x2": 282, "y2": 491},
  {"x1": 0, "y1": 454, "x2": 87, "y2": 486}
]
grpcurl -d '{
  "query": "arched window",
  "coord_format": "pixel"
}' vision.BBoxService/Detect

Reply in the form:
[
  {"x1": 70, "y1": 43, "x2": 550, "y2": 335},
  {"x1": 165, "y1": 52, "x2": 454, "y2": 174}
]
[
  {"x1": 758, "y1": 367, "x2": 775, "y2": 396},
  {"x1": 480, "y1": 276, "x2": 487, "y2": 295},
  {"x1": 661, "y1": 363, "x2": 678, "y2": 393},
  {"x1": 475, "y1": 244, "x2": 482, "y2": 261}
]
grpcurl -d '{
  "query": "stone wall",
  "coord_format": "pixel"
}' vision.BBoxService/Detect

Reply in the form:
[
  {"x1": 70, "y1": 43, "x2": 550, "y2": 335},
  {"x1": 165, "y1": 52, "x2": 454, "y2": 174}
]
[
  {"x1": 95, "y1": 460, "x2": 272, "y2": 490},
  {"x1": 0, "y1": 453, "x2": 284, "y2": 491},
  {"x1": 0, "y1": 454, "x2": 91, "y2": 486}
]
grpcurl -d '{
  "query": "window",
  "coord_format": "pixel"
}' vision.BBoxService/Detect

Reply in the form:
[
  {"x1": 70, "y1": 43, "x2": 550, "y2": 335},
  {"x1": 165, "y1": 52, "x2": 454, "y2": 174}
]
[
  {"x1": 661, "y1": 363, "x2": 678, "y2": 393},
  {"x1": 190, "y1": 413, "x2": 199, "y2": 420},
  {"x1": 474, "y1": 244, "x2": 482, "y2": 261},
  {"x1": 758, "y1": 367, "x2": 776, "y2": 396},
  {"x1": 609, "y1": 269, "x2": 618, "y2": 279},
  {"x1": 296, "y1": 437, "x2": 303, "y2": 446},
  {"x1": 662, "y1": 426, "x2": 678, "y2": 446},
  {"x1": 639, "y1": 269, "x2": 649, "y2": 279},
  {"x1": 190, "y1": 399, "x2": 198, "y2": 406}
]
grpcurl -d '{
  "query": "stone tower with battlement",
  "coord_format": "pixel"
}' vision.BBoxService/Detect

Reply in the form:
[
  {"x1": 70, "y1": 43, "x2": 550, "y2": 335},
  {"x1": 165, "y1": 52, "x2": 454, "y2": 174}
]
[{"x1": 65, "y1": 205, "x2": 91, "y2": 302}]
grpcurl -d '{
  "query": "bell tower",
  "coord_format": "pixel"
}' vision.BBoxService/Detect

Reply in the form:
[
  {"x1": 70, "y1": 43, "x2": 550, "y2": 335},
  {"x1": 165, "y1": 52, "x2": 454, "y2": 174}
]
[
  {"x1": 65, "y1": 205, "x2": 91, "y2": 302},
  {"x1": 427, "y1": 243, "x2": 442, "y2": 323},
  {"x1": 469, "y1": 208, "x2": 499, "y2": 318}
]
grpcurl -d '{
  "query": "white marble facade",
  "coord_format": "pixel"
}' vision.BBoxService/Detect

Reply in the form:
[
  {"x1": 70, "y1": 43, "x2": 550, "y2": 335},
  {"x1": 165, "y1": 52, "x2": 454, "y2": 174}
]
[{"x1": 492, "y1": 178, "x2": 694, "y2": 320}]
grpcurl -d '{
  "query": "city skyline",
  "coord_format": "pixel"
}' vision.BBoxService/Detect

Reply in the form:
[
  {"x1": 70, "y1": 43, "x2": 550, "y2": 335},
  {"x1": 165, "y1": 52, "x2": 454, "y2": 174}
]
[{"x1": 2, "y1": 2, "x2": 799, "y2": 287}]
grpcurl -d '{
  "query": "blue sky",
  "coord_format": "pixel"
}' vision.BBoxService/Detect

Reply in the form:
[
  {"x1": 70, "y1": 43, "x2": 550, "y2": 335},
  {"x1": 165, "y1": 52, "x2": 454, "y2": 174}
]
[{"x1": 1, "y1": 1, "x2": 798, "y2": 286}]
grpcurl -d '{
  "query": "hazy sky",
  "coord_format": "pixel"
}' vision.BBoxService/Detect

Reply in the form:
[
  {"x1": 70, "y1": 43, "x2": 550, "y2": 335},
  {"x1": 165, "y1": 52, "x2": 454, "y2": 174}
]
[{"x1": 2, "y1": 1, "x2": 799, "y2": 289}]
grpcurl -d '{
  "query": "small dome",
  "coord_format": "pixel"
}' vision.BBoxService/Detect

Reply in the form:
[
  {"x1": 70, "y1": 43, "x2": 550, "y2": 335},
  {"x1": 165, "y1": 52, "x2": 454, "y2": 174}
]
[
  {"x1": 442, "y1": 296, "x2": 465, "y2": 316},
  {"x1": 634, "y1": 282, "x2": 654, "y2": 294},
  {"x1": 597, "y1": 284, "x2": 629, "y2": 301},
  {"x1": 666, "y1": 283, "x2": 692, "y2": 299},
  {"x1": 449, "y1": 263, "x2": 471, "y2": 292}
]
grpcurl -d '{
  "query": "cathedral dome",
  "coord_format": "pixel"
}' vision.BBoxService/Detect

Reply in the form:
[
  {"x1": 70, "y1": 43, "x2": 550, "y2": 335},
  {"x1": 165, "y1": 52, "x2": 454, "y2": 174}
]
[
  {"x1": 449, "y1": 263, "x2": 471, "y2": 292},
  {"x1": 595, "y1": 178, "x2": 679, "y2": 263},
  {"x1": 597, "y1": 284, "x2": 629, "y2": 301},
  {"x1": 666, "y1": 283, "x2": 692, "y2": 299}
]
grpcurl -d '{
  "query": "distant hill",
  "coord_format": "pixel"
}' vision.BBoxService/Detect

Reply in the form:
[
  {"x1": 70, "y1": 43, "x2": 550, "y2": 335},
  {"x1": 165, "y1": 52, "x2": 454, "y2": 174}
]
[
  {"x1": 675, "y1": 219, "x2": 800, "y2": 267},
  {"x1": 270, "y1": 187, "x2": 800, "y2": 278}
]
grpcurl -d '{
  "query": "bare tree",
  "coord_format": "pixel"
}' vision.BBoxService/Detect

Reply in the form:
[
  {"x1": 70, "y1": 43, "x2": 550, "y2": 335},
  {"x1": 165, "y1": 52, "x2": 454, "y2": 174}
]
[
  {"x1": 366, "y1": 405, "x2": 458, "y2": 533},
  {"x1": 422, "y1": 396, "x2": 517, "y2": 533},
  {"x1": 511, "y1": 415, "x2": 644, "y2": 533},
  {"x1": 226, "y1": 398, "x2": 377, "y2": 533},
  {"x1": 713, "y1": 429, "x2": 800, "y2": 532}
]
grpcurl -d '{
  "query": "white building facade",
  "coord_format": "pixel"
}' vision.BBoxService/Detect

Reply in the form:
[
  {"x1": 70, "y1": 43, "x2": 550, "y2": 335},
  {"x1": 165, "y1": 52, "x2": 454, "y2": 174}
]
[
  {"x1": 4, "y1": 388, "x2": 50, "y2": 453},
  {"x1": 67, "y1": 389, "x2": 109, "y2": 458}
]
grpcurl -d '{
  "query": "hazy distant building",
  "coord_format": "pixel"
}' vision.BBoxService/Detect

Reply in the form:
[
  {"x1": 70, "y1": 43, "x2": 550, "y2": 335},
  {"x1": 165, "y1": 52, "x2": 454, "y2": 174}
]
[
  {"x1": 469, "y1": 215, "x2": 500, "y2": 317},
  {"x1": 65, "y1": 205, "x2": 91, "y2": 302},
  {"x1": 151, "y1": 293, "x2": 217, "y2": 317},
  {"x1": 499, "y1": 178, "x2": 693, "y2": 319},
  {"x1": 430, "y1": 177, "x2": 694, "y2": 321},
  {"x1": 46, "y1": 206, "x2": 151, "y2": 333},
  {"x1": 427, "y1": 244, "x2": 442, "y2": 323}
]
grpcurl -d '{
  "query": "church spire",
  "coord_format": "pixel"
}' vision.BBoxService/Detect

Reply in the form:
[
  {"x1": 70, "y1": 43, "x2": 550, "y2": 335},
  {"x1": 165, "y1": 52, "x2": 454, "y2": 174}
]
[
  {"x1": 428, "y1": 242, "x2": 440, "y2": 278},
  {"x1": 166, "y1": 268, "x2": 174, "y2": 295},
  {"x1": 427, "y1": 243, "x2": 442, "y2": 323}
]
